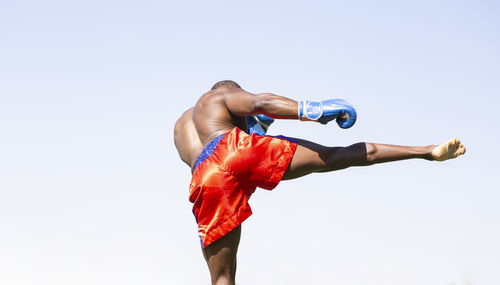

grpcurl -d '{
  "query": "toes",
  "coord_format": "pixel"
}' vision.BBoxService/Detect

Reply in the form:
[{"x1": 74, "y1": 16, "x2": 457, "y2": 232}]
[
  {"x1": 460, "y1": 145, "x2": 466, "y2": 155},
  {"x1": 458, "y1": 142, "x2": 466, "y2": 155},
  {"x1": 455, "y1": 146, "x2": 466, "y2": 156}
]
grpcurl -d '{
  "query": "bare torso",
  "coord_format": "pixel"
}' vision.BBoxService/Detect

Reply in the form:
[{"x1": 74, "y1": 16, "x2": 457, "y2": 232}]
[{"x1": 174, "y1": 88, "x2": 247, "y2": 172}]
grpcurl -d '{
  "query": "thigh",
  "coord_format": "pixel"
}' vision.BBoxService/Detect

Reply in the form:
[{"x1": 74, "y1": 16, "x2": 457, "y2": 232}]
[
  {"x1": 282, "y1": 138, "x2": 332, "y2": 180},
  {"x1": 282, "y1": 138, "x2": 366, "y2": 180},
  {"x1": 202, "y1": 225, "x2": 241, "y2": 283}
]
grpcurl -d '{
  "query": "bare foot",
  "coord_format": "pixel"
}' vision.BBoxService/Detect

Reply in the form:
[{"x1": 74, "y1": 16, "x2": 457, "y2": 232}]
[{"x1": 431, "y1": 138, "x2": 466, "y2": 161}]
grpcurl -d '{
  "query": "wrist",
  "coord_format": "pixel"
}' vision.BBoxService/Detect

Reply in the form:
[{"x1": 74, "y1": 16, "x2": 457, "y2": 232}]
[{"x1": 298, "y1": 100, "x2": 323, "y2": 121}]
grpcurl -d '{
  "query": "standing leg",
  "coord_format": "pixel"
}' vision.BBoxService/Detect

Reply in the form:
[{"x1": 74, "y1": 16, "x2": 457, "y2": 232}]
[
  {"x1": 202, "y1": 225, "x2": 241, "y2": 285},
  {"x1": 283, "y1": 138, "x2": 465, "y2": 180}
]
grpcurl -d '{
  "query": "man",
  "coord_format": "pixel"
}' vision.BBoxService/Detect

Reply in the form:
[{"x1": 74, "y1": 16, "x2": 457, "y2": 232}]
[{"x1": 173, "y1": 80, "x2": 465, "y2": 285}]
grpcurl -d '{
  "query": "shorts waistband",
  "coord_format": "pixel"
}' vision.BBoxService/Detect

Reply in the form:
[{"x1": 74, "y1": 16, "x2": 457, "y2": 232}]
[{"x1": 193, "y1": 133, "x2": 227, "y2": 173}]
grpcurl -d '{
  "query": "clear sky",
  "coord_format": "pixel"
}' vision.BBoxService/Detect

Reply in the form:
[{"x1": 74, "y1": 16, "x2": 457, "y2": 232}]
[{"x1": 1, "y1": 0, "x2": 499, "y2": 284}]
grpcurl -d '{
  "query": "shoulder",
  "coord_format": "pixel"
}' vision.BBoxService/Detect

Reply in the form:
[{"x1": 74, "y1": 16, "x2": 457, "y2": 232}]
[
  {"x1": 194, "y1": 89, "x2": 232, "y2": 111},
  {"x1": 198, "y1": 87, "x2": 249, "y2": 100},
  {"x1": 208, "y1": 87, "x2": 246, "y2": 98}
]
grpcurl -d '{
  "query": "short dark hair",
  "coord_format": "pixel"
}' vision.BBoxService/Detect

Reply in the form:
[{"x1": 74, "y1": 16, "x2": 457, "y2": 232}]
[{"x1": 211, "y1": 80, "x2": 241, "y2": 90}]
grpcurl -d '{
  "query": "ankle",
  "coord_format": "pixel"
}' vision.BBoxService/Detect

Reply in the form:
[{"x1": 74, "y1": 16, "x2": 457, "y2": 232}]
[{"x1": 424, "y1": 145, "x2": 437, "y2": 160}]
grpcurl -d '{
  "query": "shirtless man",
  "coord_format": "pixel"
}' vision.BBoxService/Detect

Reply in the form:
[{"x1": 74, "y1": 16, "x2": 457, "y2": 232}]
[{"x1": 173, "y1": 80, "x2": 466, "y2": 285}]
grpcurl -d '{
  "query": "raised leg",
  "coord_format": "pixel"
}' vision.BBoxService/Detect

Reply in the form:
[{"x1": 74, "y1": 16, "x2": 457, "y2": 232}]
[
  {"x1": 282, "y1": 138, "x2": 465, "y2": 180},
  {"x1": 202, "y1": 225, "x2": 241, "y2": 285}
]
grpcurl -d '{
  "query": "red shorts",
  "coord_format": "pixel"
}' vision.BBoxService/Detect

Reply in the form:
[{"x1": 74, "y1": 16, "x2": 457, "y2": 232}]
[{"x1": 189, "y1": 127, "x2": 297, "y2": 247}]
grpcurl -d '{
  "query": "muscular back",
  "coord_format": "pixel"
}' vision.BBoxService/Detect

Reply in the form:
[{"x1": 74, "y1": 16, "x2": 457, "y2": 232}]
[
  {"x1": 174, "y1": 85, "x2": 298, "y2": 171},
  {"x1": 192, "y1": 88, "x2": 247, "y2": 146},
  {"x1": 174, "y1": 87, "x2": 247, "y2": 171}
]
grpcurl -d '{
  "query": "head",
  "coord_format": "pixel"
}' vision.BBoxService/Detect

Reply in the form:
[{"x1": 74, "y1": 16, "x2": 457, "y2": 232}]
[{"x1": 211, "y1": 80, "x2": 241, "y2": 90}]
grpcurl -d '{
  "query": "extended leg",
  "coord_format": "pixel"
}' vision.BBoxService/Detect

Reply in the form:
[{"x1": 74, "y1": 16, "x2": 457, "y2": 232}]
[
  {"x1": 282, "y1": 138, "x2": 465, "y2": 180},
  {"x1": 202, "y1": 225, "x2": 241, "y2": 285}
]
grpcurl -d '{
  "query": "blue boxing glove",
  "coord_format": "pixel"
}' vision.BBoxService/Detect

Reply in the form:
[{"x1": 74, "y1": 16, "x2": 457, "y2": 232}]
[
  {"x1": 246, "y1": 114, "x2": 275, "y2": 135},
  {"x1": 298, "y1": 99, "x2": 357, "y2": 128}
]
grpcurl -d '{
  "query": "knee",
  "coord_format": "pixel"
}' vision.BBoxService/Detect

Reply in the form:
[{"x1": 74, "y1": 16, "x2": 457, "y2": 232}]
[
  {"x1": 364, "y1": 142, "x2": 377, "y2": 163},
  {"x1": 338, "y1": 142, "x2": 373, "y2": 166}
]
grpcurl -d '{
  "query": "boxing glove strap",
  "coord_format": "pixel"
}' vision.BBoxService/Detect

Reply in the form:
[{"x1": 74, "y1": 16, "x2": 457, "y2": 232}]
[{"x1": 298, "y1": 100, "x2": 324, "y2": 121}]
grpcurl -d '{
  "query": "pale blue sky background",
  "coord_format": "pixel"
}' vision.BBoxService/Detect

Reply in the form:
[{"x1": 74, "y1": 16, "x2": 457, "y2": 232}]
[{"x1": 1, "y1": 0, "x2": 499, "y2": 284}]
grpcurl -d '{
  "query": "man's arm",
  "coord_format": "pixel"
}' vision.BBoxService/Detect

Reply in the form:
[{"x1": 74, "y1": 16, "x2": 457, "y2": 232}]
[
  {"x1": 221, "y1": 88, "x2": 298, "y2": 119},
  {"x1": 221, "y1": 87, "x2": 357, "y2": 129}
]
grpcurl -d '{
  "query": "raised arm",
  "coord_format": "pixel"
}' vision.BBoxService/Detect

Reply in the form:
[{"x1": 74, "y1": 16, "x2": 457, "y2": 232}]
[
  {"x1": 221, "y1": 88, "x2": 298, "y2": 119},
  {"x1": 221, "y1": 87, "x2": 357, "y2": 129}
]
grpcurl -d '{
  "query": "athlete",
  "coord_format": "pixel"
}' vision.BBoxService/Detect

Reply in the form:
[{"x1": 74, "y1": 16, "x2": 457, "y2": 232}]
[{"x1": 173, "y1": 80, "x2": 466, "y2": 285}]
